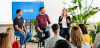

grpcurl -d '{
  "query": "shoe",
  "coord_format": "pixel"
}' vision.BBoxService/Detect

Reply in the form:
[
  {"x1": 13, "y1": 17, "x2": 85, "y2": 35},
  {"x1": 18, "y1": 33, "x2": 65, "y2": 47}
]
[{"x1": 21, "y1": 45, "x2": 25, "y2": 48}]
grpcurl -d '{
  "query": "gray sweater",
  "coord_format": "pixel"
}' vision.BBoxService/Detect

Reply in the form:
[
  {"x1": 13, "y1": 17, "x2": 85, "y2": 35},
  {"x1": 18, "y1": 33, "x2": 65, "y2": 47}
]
[
  {"x1": 45, "y1": 36, "x2": 65, "y2": 48},
  {"x1": 93, "y1": 33, "x2": 100, "y2": 48}
]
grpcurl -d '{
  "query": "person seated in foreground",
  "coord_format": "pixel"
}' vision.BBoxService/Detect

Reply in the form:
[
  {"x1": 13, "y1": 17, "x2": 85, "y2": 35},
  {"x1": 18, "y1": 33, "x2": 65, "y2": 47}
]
[
  {"x1": 93, "y1": 32, "x2": 100, "y2": 48},
  {"x1": 45, "y1": 24, "x2": 65, "y2": 48},
  {"x1": 5, "y1": 27, "x2": 20, "y2": 48},
  {"x1": 0, "y1": 33, "x2": 12, "y2": 48},
  {"x1": 78, "y1": 24, "x2": 92, "y2": 45},
  {"x1": 70, "y1": 26, "x2": 91, "y2": 48},
  {"x1": 54, "y1": 39, "x2": 72, "y2": 48}
]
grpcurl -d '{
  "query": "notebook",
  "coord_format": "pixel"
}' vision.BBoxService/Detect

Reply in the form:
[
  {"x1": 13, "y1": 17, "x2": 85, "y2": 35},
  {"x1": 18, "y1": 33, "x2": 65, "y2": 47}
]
[{"x1": 45, "y1": 26, "x2": 50, "y2": 32}]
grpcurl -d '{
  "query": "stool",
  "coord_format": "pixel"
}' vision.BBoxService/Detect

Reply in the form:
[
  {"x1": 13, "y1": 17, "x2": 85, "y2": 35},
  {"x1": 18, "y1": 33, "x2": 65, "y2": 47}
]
[
  {"x1": 38, "y1": 34, "x2": 45, "y2": 48},
  {"x1": 16, "y1": 36, "x2": 26, "y2": 48}
]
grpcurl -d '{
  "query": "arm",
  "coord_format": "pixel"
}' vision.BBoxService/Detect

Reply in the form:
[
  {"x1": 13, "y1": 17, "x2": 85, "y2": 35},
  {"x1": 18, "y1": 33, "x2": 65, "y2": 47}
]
[
  {"x1": 36, "y1": 16, "x2": 43, "y2": 33},
  {"x1": 47, "y1": 15, "x2": 51, "y2": 28},
  {"x1": 58, "y1": 16, "x2": 62, "y2": 25},
  {"x1": 67, "y1": 16, "x2": 71, "y2": 26},
  {"x1": 23, "y1": 23, "x2": 26, "y2": 32},
  {"x1": 47, "y1": 15, "x2": 51, "y2": 24},
  {"x1": 15, "y1": 25, "x2": 25, "y2": 33}
]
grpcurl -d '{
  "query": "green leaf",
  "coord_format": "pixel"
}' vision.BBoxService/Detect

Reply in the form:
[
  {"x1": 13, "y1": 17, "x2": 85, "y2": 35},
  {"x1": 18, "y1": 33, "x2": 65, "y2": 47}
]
[
  {"x1": 34, "y1": 34, "x2": 38, "y2": 38},
  {"x1": 71, "y1": 20, "x2": 75, "y2": 24},
  {"x1": 63, "y1": 2, "x2": 71, "y2": 8},
  {"x1": 71, "y1": 0, "x2": 77, "y2": 4},
  {"x1": 78, "y1": 0, "x2": 82, "y2": 10},
  {"x1": 89, "y1": 11, "x2": 98, "y2": 15},
  {"x1": 72, "y1": 16, "x2": 78, "y2": 21},
  {"x1": 85, "y1": 24, "x2": 90, "y2": 25},
  {"x1": 83, "y1": 14, "x2": 90, "y2": 19},
  {"x1": 93, "y1": 7, "x2": 99, "y2": 10},
  {"x1": 99, "y1": 9, "x2": 100, "y2": 11},
  {"x1": 63, "y1": 2, "x2": 67, "y2": 4},
  {"x1": 77, "y1": 14, "x2": 81, "y2": 20}
]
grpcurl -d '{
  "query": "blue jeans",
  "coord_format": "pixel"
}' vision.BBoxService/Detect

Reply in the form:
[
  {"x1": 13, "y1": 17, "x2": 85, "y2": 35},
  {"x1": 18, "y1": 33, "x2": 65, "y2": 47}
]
[
  {"x1": 60, "y1": 28, "x2": 70, "y2": 41},
  {"x1": 14, "y1": 30, "x2": 33, "y2": 45}
]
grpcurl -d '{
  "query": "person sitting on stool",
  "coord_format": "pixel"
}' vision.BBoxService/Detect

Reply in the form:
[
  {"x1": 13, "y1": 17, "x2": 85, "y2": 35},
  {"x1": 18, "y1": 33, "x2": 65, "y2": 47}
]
[
  {"x1": 36, "y1": 7, "x2": 51, "y2": 46},
  {"x1": 13, "y1": 9, "x2": 33, "y2": 48}
]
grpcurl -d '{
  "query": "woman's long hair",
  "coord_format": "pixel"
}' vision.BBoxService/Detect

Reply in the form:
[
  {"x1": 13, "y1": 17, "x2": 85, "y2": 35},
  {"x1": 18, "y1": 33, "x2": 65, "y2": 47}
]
[
  {"x1": 0, "y1": 33, "x2": 12, "y2": 48},
  {"x1": 61, "y1": 8, "x2": 68, "y2": 19},
  {"x1": 70, "y1": 26, "x2": 85, "y2": 48},
  {"x1": 5, "y1": 27, "x2": 14, "y2": 44}
]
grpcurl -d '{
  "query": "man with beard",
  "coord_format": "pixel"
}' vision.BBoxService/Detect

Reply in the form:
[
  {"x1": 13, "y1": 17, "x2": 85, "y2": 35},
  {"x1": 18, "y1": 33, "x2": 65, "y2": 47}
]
[{"x1": 36, "y1": 7, "x2": 51, "y2": 46}]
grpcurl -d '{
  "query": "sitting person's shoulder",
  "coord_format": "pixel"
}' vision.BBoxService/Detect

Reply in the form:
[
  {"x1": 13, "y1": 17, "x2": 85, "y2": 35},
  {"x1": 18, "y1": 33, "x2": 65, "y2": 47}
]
[{"x1": 83, "y1": 42, "x2": 91, "y2": 48}]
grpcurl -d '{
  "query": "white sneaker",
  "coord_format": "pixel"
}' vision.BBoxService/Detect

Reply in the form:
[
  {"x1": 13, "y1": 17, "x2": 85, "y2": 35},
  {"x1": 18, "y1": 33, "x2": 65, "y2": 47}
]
[{"x1": 21, "y1": 45, "x2": 25, "y2": 48}]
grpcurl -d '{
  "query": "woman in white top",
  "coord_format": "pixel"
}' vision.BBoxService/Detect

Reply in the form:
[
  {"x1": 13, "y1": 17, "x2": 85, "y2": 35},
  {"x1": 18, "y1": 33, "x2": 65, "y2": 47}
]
[
  {"x1": 93, "y1": 33, "x2": 100, "y2": 48},
  {"x1": 70, "y1": 26, "x2": 91, "y2": 48},
  {"x1": 58, "y1": 8, "x2": 71, "y2": 41}
]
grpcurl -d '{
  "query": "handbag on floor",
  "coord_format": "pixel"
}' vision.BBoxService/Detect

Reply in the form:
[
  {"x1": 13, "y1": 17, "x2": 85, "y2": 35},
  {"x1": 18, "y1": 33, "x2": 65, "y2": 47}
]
[{"x1": 12, "y1": 41, "x2": 20, "y2": 48}]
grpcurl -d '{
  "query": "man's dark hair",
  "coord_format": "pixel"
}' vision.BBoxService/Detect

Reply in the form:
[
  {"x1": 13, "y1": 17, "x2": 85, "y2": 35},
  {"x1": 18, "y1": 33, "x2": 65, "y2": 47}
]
[
  {"x1": 39, "y1": 7, "x2": 44, "y2": 11},
  {"x1": 16, "y1": 9, "x2": 21, "y2": 14},
  {"x1": 54, "y1": 40, "x2": 71, "y2": 48},
  {"x1": 51, "y1": 24, "x2": 59, "y2": 33},
  {"x1": 78, "y1": 24, "x2": 88, "y2": 34}
]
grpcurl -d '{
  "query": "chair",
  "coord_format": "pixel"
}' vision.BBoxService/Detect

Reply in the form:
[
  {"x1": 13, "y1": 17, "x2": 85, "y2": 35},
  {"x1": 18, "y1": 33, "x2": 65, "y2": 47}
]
[
  {"x1": 16, "y1": 36, "x2": 26, "y2": 48},
  {"x1": 38, "y1": 34, "x2": 46, "y2": 48}
]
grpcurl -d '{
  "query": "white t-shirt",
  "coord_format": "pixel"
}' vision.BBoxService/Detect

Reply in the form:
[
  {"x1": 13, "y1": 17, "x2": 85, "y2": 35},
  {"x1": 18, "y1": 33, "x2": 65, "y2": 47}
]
[
  {"x1": 62, "y1": 17, "x2": 68, "y2": 28},
  {"x1": 70, "y1": 42, "x2": 91, "y2": 48}
]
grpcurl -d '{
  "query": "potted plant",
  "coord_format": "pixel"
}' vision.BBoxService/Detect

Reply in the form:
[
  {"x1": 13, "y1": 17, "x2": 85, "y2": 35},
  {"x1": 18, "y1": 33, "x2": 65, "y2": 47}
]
[
  {"x1": 89, "y1": 21, "x2": 100, "y2": 43},
  {"x1": 63, "y1": 0, "x2": 100, "y2": 25},
  {"x1": 31, "y1": 20, "x2": 39, "y2": 42}
]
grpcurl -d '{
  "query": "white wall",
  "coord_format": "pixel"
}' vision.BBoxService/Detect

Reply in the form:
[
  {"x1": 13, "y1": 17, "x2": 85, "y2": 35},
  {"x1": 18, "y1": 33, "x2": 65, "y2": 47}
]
[
  {"x1": 0, "y1": 0, "x2": 12, "y2": 24},
  {"x1": 41, "y1": 0, "x2": 65, "y2": 24}
]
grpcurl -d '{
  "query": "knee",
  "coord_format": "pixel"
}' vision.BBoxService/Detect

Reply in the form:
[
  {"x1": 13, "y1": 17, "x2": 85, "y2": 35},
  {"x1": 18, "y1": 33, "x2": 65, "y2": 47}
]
[
  {"x1": 22, "y1": 36, "x2": 26, "y2": 39},
  {"x1": 30, "y1": 34, "x2": 33, "y2": 38},
  {"x1": 47, "y1": 34, "x2": 50, "y2": 38}
]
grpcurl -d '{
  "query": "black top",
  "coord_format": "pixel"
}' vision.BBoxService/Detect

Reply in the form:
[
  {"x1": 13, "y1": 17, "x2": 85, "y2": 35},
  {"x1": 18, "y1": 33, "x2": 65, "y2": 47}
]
[
  {"x1": 13, "y1": 17, "x2": 24, "y2": 30},
  {"x1": 58, "y1": 16, "x2": 71, "y2": 29}
]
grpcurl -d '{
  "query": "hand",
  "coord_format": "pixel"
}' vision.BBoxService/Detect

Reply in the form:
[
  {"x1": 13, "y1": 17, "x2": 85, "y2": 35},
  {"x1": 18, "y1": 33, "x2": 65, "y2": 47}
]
[
  {"x1": 25, "y1": 32, "x2": 27, "y2": 35},
  {"x1": 23, "y1": 32, "x2": 26, "y2": 35},
  {"x1": 13, "y1": 36, "x2": 16, "y2": 41},
  {"x1": 48, "y1": 24, "x2": 51, "y2": 28},
  {"x1": 39, "y1": 30, "x2": 43, "y2": 33},
  {"x1": 67, "y1": 19, "x2": 70, "y2": 23},
  {"x1": 59, "y1": 22, "x2": 62, "y2": 24}
]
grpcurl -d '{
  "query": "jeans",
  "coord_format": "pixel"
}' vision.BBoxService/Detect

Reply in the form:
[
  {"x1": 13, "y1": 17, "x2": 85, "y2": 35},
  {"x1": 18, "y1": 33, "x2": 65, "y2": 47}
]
[
  {"x1": 14, "y1": 30, "x2": 33, "y2": 45},
  {"x1": 37, "y1": 28, "x2": 50, "y2": 43},
  {"x1": 60, "y1": 28, "x2": 70, "y2": 41}
]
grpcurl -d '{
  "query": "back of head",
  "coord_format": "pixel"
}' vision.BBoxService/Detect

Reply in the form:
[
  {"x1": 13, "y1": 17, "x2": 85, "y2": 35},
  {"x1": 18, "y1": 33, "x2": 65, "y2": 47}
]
[
  {"x1": 78, "y1": 23, "x2": 88, "y2": 34},
  {"x1": 0, "y1": 33, "x2": 12, "y2": 48},
  {"x1": 70, "y1": 26, "x2": 83, "y2": 48},
  {"x1": 16, "y1": 9, "x2": 21, "y2": 14},
  {"x1": 51, "y1": 24, "x2": 59, "y2": 33},
  {"x1": 54, "y1": 40, "x2": 71, "y2": 48},
  {"x1": 39, "y1": 7, "x2": 44, "y2": 11},
  {"x1": 5, "y1": 27, "x2": 14, "y2": 37}
]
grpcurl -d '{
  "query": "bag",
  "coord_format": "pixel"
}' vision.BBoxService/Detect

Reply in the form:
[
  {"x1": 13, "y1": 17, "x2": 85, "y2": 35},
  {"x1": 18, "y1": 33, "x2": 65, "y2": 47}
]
[{"x1": 12, "y1": 41, "x2": 20, "y2": 48}]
